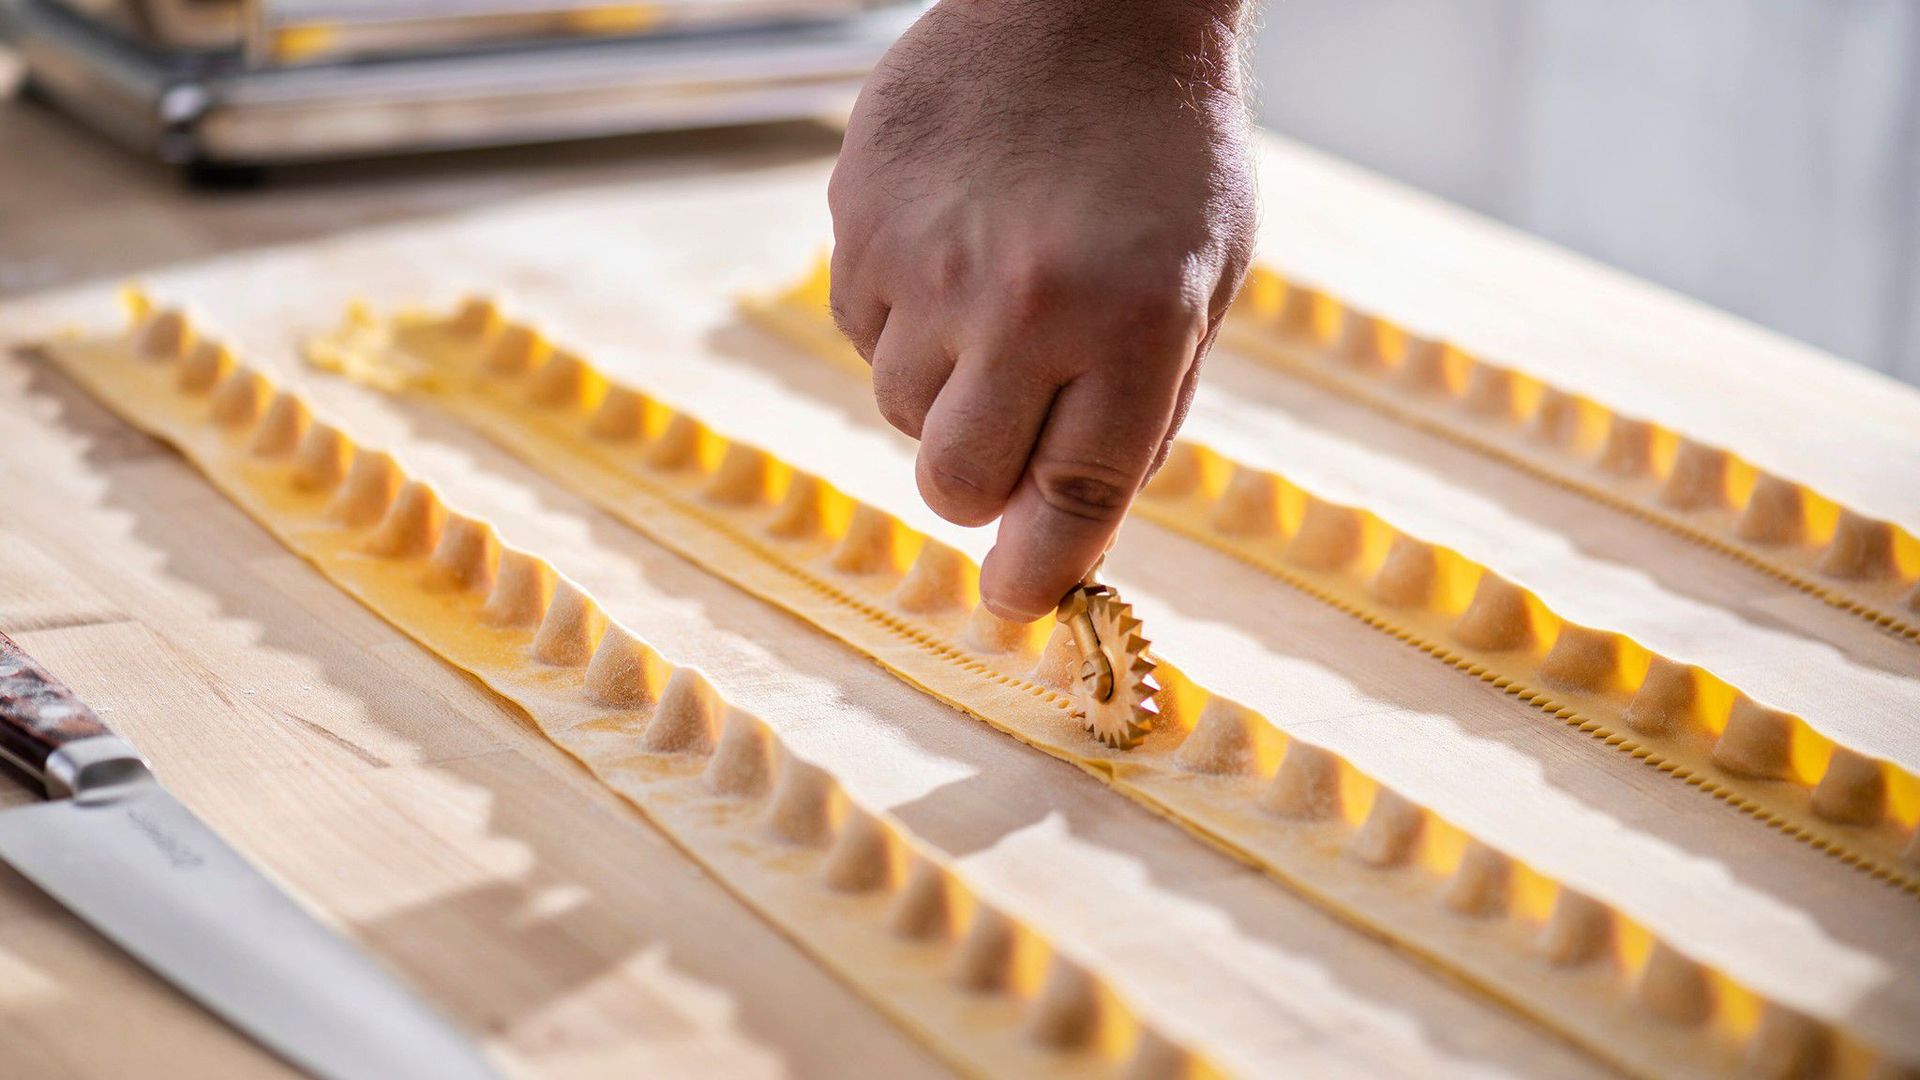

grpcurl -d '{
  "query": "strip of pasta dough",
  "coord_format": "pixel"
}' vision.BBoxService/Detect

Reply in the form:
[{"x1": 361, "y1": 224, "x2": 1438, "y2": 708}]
[
  {"x1": 740, "y1": 261, "x2": 1920, "y2": 894},
  {"x1": 1219, "y1": 265, "x2": 1920, "y2": 642},
  {"x1": 298, "y1": 292, "x2": 1911, "y2": 1078},
  {"x1": 36, "y1": 293, "x2": 1217, "y2": 1080}
]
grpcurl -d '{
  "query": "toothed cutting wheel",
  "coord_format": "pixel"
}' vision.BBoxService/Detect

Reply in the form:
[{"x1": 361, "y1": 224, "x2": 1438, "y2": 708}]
[{"x1": 1061, "y1": 584, "x2": 1160, "y2": 749}]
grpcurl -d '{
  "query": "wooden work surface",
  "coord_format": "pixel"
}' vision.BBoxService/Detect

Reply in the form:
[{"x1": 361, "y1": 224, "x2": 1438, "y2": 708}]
[{"x1": 1, "y1": 96, "x2": 1917, "y2": 1078}]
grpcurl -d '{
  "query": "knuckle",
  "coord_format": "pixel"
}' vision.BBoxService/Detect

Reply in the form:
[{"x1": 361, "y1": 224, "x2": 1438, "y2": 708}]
[
  {"x1": 873, "y1": 399, "x2": 921, "y2": 437},
  {"x1": 1122, "y1": 283, "x2": 1202, "y2": 330},
  {"x1": 1209, "y1": 237, "x2": 1257, "y2": 319},
  {"x1": 826, "y1": 176, "x2": 848, "y2": 220},
  {"x1": 933, "y1": 244, "x2": 973, "y2": 302},
  {"x1": 874, "y1": 395, "x2": 923, "y2": 437},
  {"x1": 1110, "y1": 271, "x2": 1207, "y2": 338},
  {"x1": 992, "y1": 252, "x2": 1207, "y2": 360},
  {"x1": 829, "y1": 298, "x2": 880, "y2": 361},
  {"x1": 998, "y1": 253, "x2": 1078, "y2": 327},
  {"x1": 920, "y1": 461, "x2": 1001, "y2": 525},
  {"x1": 870, "y1": 368, "x2": 929, "y2": 437},
  {"x1": 925, "y1": 458, "x2": 989, "y2": 500},
  {"x1": 826, "y1": 158, "x2": 875, "y2": 225},
  {"x1": 1032, "y1": 460, "x2": 1135, "y2": 522},
  {"x1": 1209, "y1": 267, "x2": 1247, "y2": 320},
  {"x1": 826, "y1": 163, "x2": 854, "y2": 213}
]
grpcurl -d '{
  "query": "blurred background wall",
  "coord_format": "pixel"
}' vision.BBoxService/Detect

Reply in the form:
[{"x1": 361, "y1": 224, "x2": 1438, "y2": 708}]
[{"x1": 1248, "y1": 0, "x2": 1920, "y2": 385}]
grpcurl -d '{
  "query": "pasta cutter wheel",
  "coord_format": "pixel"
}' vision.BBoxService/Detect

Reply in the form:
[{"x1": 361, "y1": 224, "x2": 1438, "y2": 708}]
[{"x1": 1060, "y1": 583, "x2": 1160, "y2": 750}]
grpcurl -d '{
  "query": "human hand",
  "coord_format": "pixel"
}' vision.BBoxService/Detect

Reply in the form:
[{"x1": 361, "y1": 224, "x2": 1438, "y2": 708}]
[{"x1": 828, "y1": 0, "x2": 1257, "y2": 621}]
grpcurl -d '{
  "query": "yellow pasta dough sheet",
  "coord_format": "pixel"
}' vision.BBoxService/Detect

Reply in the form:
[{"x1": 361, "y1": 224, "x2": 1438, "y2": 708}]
[
  {"x1": 1221, "y1": 266, "x2": 1920, "y2": 642},
  {"x1": 741, "y1": 260, "x2": 1920, "y2": 896},
  {"x1": 37, "y1": 294, "x2": 1217, "y2": 1080},
  {"x1": 299, "y1": 292, "x2": 1911, "y2": 1079}
]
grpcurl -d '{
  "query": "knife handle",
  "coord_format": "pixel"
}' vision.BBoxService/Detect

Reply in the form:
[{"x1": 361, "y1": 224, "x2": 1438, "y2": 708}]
[{"x1": 0, "y1": 631, "x2": 113, "y2": 782}]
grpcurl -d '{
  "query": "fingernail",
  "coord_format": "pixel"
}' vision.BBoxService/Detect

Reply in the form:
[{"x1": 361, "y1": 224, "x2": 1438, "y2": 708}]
[{"x1": 981, "y1": 595, "x2": 1047, "y2": 624}]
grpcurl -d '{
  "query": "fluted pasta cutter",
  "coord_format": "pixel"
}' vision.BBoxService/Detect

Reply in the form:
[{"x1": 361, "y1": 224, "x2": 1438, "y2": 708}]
[{"x1": 1058, "y1": 568, "x2": 1160, "y2": 750}]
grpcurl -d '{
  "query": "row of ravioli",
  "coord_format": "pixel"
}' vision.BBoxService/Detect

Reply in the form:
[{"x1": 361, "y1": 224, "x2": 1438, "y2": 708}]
[
  {"x1": 117, "y1": 292, "x2": 1210, "y2": 1078},
  {"x1": 1130, "y1": 441, "x2": 1920, "y2": 873},
  {"x1": 760, "y1": 261, "x2": 1920, "y2": 885},
  {"x1": 300, "y1": 293, "x2": 1909, "y2": 1077},
  {"x1": 1228, "y1": 264, "x2": 1920, "y2": 625}
]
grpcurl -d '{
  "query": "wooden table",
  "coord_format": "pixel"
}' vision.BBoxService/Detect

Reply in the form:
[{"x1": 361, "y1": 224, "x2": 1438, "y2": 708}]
[{"x1": 1, "y1": 94, "x2": 1915, "y2": 1078}]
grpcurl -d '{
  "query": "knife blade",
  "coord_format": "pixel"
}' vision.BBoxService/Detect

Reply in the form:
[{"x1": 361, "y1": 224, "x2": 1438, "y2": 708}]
[{"x1": 0, "y1": 631, "x2": 499, "y2": 1080}]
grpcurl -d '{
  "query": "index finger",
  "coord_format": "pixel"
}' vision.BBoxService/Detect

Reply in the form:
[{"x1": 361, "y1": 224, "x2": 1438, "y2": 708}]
[{"x1": 977, "y1": 357, "x2": 1188, "y2": 620}]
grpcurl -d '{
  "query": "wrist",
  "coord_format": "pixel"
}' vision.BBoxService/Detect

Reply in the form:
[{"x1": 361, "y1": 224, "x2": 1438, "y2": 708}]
[
  {"x1": 1154, "y1": 0, "x2": 1255, "y2": 33},
  {"x1": 946, "y1": 0, "x2": 1251, "y2": 95},
  {"x1": 1129, "y1": 0, "x2": 1253, "y2": 83}
]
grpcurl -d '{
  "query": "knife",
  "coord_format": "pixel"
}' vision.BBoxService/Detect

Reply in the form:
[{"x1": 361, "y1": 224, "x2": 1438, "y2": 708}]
[{"x1": 0, "y1": 631, "x2": 499, "y2": 1080}]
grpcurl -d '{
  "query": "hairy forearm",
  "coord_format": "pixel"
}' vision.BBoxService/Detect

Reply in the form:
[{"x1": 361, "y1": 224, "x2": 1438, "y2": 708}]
[
  {"x1": 928, "y1": 0, "x2": 1253, "y2": 88},
  {"x1": 867, "y1": 0, "x2": 1253, "y2": 177}
]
